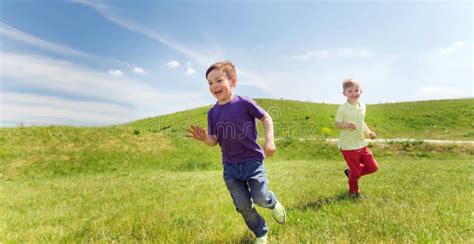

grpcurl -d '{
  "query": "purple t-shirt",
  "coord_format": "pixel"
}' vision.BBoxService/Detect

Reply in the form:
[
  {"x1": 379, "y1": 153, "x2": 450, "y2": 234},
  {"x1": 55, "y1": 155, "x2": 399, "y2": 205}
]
[{"x1": 208, "y1": 95, "x2": 266, "y2": 164}]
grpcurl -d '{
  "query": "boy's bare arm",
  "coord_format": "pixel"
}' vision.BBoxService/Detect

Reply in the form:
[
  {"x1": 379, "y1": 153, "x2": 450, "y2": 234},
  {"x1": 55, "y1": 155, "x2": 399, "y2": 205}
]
[
  {"x1": 187, "y1": 125, "x2": 218, "y2": 146},
  {"x1": 335, "y1": 121, "x2": 357, "y2": 131},
  {"x1": 364, "y1": 122, "x2": 377, "y2": 139},
  {"x1": 260, "y1": 113, "x2": 276, "y2": 157},
  {"x1": 203, "y1": 135, "x2": 218, "y2": 146}
]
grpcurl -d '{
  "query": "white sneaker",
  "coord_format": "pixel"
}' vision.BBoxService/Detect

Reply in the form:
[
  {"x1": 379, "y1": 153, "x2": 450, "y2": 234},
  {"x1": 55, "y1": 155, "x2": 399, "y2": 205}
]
[
  {"x1": 254, "y1": 233, "x2": 268, "y2": 244},
  {"x1": 271, "y1": 201, "x2": 286, "y2": 224}
]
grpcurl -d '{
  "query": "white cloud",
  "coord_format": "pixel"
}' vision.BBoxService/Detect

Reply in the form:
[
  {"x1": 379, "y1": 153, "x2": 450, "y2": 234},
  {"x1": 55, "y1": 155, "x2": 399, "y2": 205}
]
[
  {"x1": 186, "y1": 62, "x2": 195, "y2": 76},
  {"x1": 186, "y1": 67, "x2": 196, "y2": 76},
  {"x1": 73, "y1": 0, "x2": 268, "y2": 91},
  {"x1": 292, "y1": 48, "x2": 376, "y2": 60},
  {"x1": 0, "y1": 22, "x2": 84, "y2": 57},
  {"x1": 440, "y1": 41, "x2": 464, "y2": 54},
  {"x1": 72, "y1": 0, "x2": 213, "y2": 66},
  {"x1": 108, "y1": 69, "x2": 124, "y2": 76},
  {"x1": 0, "y1": 52, "x2": 208, "y2": 126},
  {"x1": 133, "y1": 67, "x2": 146, "y2": 74},
  {"x1": 166, "y1": 60, "x2": 180, "y2": 68},
  {"x1": 1, "y1": 92, "x2": 136, "y2": 126},
  {"x1": 0, "y1": 21, "x2": 136, "y2": 68}
]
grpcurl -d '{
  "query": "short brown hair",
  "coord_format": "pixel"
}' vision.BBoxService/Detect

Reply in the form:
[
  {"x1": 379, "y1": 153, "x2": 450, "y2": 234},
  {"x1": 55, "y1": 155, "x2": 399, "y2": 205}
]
[
  {"x1": 205, "y1": 61, "x2": 237, "y2": 80},
  {"x1": 342, "y1": 78, "x2": 360, "y2": 91}
]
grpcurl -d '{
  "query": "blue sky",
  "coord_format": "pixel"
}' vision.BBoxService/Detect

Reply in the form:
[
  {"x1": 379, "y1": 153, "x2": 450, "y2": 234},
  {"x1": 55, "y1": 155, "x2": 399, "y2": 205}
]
[{"x1": 0, "y1": 0, "x2": 472, "y2": 126}]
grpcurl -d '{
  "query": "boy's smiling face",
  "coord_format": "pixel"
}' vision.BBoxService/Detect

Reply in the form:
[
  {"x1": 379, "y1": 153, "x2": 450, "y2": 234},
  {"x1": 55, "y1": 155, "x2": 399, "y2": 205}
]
[
  {"x1": 207, "y1": 69, "x2": 236, "y2": 104},
  {"x1": 343, "y1": 85, "x2": 362, "y2": 104}
]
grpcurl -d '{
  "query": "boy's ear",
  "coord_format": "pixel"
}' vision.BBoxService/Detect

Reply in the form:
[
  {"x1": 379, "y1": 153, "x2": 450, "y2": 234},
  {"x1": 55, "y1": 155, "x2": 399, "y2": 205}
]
[{"x1": 230, "y1": 77, "x2": 237, "y2": 87}]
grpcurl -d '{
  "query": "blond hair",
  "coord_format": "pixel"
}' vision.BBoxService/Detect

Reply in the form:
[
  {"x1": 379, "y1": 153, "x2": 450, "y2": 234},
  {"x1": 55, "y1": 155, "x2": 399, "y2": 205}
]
[
  {"x1": 342, "y1": 78, "x2": 360, "y2": 91},
  {"x1": 205, "y1": 61, "x2": 237, "y2": 80}
]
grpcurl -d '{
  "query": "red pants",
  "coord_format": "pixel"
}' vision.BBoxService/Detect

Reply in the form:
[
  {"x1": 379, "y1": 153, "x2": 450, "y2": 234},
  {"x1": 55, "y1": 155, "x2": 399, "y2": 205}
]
[{"x1": 341, "y1": 146, "x2": 378, "y2": 193}]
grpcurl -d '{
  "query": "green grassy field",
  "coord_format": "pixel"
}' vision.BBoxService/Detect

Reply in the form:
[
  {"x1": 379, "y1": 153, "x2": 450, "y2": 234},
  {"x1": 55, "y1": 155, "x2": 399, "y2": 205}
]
[
  {"x1": 0, "y1": 98, "x2": 473, "y2": 242},
  {"x1": 1, "y1": 159, "x2": 472, "y2": 242}
]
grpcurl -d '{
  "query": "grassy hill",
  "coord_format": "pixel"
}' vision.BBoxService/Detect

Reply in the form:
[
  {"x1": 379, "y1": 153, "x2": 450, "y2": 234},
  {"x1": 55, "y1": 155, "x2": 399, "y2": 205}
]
[
  {"x1": 0, "y1": 98, "x2": 472, "y2": 179},
  {"x1": 130, "y1": 98, "x2": 474, "y2": 139},
  {"x1": 0, "y1": 98, "x2": 473, "y2": 242}
]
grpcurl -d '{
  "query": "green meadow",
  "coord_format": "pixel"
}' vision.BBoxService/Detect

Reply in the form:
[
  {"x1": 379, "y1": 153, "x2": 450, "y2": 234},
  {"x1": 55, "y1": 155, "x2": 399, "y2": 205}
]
[{"x1": 1, "y1": 98, "x2": 473, "y2": 242}]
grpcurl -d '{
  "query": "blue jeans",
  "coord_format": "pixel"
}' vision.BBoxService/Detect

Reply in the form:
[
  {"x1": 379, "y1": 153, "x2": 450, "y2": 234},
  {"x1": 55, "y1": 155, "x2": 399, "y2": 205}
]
[{"x1": 223, "y1": 159, "x2": 277, "y2": 238}]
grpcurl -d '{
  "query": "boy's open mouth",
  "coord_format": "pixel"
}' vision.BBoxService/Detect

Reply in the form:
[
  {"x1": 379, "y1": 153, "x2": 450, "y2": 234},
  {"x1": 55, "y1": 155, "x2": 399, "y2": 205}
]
[{"x1": 214, "y1": 91, "x2": 222, "y2": 96}]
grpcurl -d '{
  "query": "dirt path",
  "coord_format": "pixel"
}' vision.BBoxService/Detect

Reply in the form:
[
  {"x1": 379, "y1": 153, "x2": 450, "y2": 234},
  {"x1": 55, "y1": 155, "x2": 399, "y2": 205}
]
[{"x1": 324, "y1": 138, "x2": 474, "y2": 144}]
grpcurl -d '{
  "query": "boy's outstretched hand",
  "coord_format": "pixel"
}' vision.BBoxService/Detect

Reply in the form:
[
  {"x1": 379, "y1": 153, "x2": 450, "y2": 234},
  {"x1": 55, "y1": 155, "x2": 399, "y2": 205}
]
[
  {"x1": 187, "y1": 125, "x2": 207, "y2": 141},
  {"x1": 264, "y1": 140, "x2": 276, "y2": 157},
  {"x1": 368, "y1": 131, "x2": 377, "y2": 140}
]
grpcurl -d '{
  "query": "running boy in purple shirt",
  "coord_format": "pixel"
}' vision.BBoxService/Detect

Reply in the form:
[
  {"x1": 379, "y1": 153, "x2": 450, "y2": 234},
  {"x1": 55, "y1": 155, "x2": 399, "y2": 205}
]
[{"x1": 188, "y1": 61, "x2": 286, "y2": 243}]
